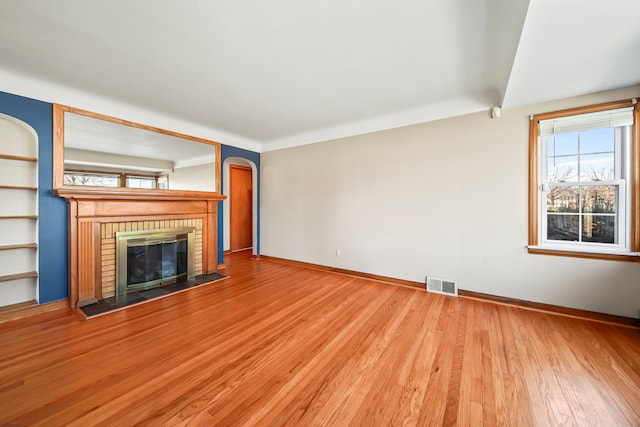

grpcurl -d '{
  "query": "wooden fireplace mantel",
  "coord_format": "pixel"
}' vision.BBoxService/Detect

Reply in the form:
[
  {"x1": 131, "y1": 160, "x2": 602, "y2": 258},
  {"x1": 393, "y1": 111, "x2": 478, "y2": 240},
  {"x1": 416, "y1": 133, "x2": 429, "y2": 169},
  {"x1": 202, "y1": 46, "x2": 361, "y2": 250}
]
[
  {"x1": 57, "y1": 187, "x2": 226, "y2": 307},
  {"x1": 56, "y1": 187, "x2": 227, "y2": 202}
]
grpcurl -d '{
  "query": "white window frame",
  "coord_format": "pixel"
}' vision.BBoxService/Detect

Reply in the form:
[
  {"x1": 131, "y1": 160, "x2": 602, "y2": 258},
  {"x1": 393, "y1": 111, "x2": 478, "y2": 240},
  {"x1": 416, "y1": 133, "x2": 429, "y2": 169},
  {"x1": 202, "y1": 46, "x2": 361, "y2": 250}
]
[
  {"x1": 539, "y1": 126, "x2": 630, "y2": 254},
  {"x1": 528, "y1": 98, "x2": 640, "y2": 262}
]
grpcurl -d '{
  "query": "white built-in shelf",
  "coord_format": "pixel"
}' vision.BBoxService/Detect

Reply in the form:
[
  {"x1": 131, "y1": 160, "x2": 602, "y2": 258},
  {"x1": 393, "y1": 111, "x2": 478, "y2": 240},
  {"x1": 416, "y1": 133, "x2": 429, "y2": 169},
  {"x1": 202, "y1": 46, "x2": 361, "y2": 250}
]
[
  {"x1": 0, "y1": 185, "x2": 38, "y2": 190},
  {"x1": 0, "y1": 153, "x2": 37, "y2": 162},
  {"x1": 0, "y1": 243, "x2": 38, "y2": 251},
  {"x1": 0, "y1": 271, "x2": 38, "y2": 283},
  {"x1": 0, "y1": 114, "x2": 39, "y2": 307}
]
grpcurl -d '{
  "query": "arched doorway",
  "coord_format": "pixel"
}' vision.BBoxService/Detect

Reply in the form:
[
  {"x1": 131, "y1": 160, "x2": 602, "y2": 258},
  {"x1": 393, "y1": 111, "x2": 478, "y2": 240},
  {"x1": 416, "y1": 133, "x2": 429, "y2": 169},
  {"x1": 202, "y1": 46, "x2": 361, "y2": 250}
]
[
  {"x1": 229, "y1": 164, "x2": 252, "y2": 251},
  {"x1": 222, "y1": 157, "x2": 258, "y2": 255}
]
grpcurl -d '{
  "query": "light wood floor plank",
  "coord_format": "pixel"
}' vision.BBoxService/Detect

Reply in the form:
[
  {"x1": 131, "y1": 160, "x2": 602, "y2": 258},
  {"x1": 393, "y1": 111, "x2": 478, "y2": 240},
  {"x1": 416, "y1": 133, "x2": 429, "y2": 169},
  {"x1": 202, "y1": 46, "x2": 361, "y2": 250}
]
[{"x1": 0, "y1": 250, "x2": 638, "y2": 426}]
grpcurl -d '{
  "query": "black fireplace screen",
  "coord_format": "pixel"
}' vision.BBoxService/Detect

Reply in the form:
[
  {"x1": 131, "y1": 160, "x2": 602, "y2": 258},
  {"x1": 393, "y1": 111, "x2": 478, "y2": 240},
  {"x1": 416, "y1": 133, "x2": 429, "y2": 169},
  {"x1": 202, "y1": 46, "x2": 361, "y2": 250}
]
[
  {"x1": 116, "y1": 227, "x2": 195, "y2": 295},
  {"x1": 127, "y1": 238, "x2": 188, "y2": 286}
]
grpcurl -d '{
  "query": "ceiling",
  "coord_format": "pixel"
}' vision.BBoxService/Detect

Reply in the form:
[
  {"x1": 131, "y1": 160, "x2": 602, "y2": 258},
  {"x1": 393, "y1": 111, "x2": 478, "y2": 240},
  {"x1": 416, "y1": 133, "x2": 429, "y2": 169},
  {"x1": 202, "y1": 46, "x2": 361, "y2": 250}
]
[{"x1": 0, "y1": 0, "x2": 638, "y2": 152}]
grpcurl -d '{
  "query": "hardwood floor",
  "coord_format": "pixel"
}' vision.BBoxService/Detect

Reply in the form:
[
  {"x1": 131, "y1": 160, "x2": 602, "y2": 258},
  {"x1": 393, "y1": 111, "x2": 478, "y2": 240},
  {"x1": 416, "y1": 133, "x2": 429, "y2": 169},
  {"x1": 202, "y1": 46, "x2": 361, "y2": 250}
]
[{"x1": 0, "y1": 251, "x2": 639, "y2": 426}]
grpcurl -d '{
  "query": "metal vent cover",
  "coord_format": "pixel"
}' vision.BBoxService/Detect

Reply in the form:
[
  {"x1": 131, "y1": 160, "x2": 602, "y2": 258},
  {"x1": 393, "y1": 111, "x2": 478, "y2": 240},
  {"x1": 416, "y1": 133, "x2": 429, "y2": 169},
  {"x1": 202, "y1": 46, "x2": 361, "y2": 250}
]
[{"x1": 426, "y1": 276, "x2": 458, "y2": 297}]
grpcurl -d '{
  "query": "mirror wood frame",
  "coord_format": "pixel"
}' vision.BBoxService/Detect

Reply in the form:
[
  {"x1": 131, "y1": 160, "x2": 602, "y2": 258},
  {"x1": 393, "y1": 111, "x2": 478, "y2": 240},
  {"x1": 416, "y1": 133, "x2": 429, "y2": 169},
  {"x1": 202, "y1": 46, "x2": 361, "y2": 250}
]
[{"x1": 53, "y1": 104, "x2": 222, "y2": 197}]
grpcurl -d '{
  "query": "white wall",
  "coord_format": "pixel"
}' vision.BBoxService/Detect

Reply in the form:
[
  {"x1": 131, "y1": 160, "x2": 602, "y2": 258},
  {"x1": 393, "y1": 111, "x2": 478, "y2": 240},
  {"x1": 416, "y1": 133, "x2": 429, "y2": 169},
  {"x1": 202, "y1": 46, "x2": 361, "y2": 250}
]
[
  {"x1": 64, "y1": 148, "x2": 174, "y2": 173},
  {"x1": 170, "y1": 163, "x2": 216, "y2": 191},
  {"x1": 261, "y1": 85, "x2": 640, "y2": 318}
]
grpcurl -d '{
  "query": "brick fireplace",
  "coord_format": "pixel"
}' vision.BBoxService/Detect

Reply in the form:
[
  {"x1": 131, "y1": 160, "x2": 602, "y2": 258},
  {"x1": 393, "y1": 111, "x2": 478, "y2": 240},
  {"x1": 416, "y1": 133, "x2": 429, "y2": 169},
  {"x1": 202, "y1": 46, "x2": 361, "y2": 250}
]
[{"x1": 104, "y1": 220, "x2": 202, "y2": 298}]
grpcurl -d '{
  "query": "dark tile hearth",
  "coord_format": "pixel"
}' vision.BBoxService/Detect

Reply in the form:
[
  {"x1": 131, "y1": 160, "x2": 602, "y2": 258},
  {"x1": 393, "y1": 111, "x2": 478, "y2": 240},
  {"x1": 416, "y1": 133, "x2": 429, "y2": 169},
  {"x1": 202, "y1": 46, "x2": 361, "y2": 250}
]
[{"x1": 80, "y1": 272, "x2": 227, "y2": 318}]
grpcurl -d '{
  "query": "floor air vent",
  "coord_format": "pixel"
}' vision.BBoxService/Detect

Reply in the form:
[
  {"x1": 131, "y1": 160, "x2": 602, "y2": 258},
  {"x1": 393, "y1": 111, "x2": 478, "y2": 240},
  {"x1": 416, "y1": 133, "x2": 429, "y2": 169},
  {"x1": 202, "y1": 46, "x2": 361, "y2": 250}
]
[{"x1": 426, "y1": 277, "x2": 458, "y2": 297}]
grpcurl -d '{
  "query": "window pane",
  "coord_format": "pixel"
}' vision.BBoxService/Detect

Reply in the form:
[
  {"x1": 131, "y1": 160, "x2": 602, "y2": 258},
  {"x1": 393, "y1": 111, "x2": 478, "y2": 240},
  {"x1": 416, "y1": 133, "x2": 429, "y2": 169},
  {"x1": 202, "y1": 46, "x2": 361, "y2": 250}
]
[
  {"x1": 549, "y1": 133, "x2": 578, "y2": 156},
  {"x1": 547, "y1": 155, "x2": 578, "y2": 182},
  {"x1": 580, "y1": 128, "x2": 614, "y2": 154},
  {"x1": 582, "y1": 215, "x2": 615, "y2": 244},
  {"x1": 579, "y1": 152, "x2": 615, "y2": 181},
  {"x1": 64, "y1": 172, "x2": 119, "y2": 187},
  {"x1": 126, "y1": 176, "x2": 156, "y2": 189},
  {"x1": 582, "y1": 185, "x2": 616, "y2": 213},
  {"x1": 157, "y1": 176, "x2": 169, "y2": 189},
  {"x1": 547, "y1": 186, "x2": 579, "y2": 213},
  {"x1": 547, "y1": 214, "x2": 579, "y2": 241}
]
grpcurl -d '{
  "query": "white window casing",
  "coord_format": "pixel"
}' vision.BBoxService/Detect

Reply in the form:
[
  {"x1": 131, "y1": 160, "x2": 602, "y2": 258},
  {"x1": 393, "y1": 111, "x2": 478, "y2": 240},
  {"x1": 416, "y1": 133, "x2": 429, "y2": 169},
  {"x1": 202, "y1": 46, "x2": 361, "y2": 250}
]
[{"x1": 537, "y1": 109, "x2": 633, "y2": 255}]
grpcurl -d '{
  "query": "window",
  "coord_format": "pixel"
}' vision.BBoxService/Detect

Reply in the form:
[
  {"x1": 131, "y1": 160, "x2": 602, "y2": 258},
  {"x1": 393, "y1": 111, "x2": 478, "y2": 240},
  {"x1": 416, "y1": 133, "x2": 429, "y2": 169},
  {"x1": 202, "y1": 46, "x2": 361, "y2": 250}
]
[
  {"x1": 126, "y1": 175, "x2": 157, "y2": 189},
  {"x1": 157, "y1": 176, "x2": 169, "y2": 189},
  {"x1": 529, "y1": 98, "x2": 640, "y2": 261},
  {"x1": 64, "y1": 171, "x2": 120, "y2": 187},
  {"x1": 64, "y1": 171, "x2": 168, "y2": 189}
]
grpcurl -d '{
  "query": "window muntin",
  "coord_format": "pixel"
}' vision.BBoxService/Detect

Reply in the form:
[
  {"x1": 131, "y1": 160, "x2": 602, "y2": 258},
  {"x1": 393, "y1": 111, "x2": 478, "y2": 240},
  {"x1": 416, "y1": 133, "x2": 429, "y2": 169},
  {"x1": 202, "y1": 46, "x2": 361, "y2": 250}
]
[{"x1": 532, "y1": 101, "x2": 637, "y2": 257}]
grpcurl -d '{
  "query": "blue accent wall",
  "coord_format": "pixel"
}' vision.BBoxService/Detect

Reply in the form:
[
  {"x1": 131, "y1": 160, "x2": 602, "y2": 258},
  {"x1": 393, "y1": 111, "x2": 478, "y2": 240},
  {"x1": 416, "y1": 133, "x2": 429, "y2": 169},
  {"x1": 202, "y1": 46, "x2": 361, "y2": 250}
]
[
  {"x1": 0, "y1": 91, "x2": 68, "y2": 303},
  {"x1": 0, "y1": 89, "x2": 258, "y2": 301},
  {"x1": 220, "y1": 145, "x2": 261, "y2": 263}
]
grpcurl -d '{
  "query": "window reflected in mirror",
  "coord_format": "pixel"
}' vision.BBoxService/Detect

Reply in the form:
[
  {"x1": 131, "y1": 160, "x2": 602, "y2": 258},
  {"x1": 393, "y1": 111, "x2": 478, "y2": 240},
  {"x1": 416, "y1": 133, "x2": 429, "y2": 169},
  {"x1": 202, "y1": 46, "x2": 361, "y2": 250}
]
[{"x1": 63, "y1": 170, "x2": 169, "y2": 189}]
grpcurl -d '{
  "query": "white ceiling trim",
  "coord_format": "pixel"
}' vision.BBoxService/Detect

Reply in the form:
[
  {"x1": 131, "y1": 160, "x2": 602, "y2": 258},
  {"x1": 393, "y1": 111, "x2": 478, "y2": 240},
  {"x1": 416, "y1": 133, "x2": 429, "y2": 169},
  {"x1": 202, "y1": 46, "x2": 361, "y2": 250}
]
[{"x1": 262, "y1": 96, "x2": 491, "y2": 152}]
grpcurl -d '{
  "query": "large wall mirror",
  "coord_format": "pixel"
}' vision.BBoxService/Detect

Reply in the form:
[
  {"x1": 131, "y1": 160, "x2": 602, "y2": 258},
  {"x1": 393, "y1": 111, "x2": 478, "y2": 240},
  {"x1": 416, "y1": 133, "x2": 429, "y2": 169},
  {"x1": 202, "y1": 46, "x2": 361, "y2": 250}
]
[{"x1": 53, "y1": 105, "x2": 221, "y2": 194}]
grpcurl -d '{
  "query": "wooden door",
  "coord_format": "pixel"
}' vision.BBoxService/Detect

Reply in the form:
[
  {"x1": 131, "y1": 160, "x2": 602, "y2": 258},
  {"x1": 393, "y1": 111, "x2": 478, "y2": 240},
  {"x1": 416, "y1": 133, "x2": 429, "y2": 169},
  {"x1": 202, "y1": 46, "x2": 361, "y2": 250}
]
[{"x1": 230, "y1": 165, "x2": 253, "y2": 251}]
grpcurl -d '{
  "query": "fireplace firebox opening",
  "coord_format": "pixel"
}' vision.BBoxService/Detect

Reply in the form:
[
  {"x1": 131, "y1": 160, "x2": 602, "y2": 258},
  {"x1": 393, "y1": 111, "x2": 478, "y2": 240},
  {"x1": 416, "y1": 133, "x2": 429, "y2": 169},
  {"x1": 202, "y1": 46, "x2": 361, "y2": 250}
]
[{"x1": 116, "y1": 227, "x2": 196, "y2": 296}]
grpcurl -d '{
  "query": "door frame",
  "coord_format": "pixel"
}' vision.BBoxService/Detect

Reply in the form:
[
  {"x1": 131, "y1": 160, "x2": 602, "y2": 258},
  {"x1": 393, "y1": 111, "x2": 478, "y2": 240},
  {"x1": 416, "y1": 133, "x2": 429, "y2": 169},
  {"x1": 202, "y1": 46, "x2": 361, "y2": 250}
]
[
  {"x1": 222, "y1": 157, "x2": 258, "y2": 255},
  {"x1": 229, "y1": 164, "x2": 253, "y2": 252}
]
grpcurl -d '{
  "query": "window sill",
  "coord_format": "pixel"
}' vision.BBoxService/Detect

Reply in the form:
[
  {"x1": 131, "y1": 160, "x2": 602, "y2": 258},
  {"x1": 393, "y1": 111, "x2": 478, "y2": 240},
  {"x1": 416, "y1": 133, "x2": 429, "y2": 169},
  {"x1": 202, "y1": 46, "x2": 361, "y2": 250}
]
[{"x1": 527, "y1": 246, "x2": 640, "y2": 262}]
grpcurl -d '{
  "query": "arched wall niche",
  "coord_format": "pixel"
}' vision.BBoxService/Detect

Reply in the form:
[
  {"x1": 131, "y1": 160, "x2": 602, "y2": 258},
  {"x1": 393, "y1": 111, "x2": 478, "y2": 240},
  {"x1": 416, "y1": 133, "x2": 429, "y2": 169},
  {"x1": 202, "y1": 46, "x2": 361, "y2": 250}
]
[{"x1": 0, "y1": 113, "x2": 39, "y2": 307}]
